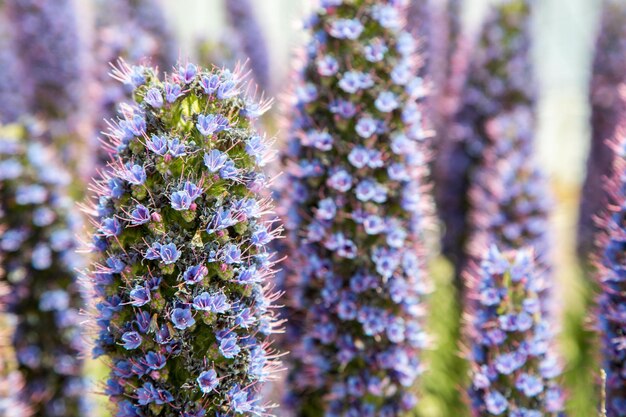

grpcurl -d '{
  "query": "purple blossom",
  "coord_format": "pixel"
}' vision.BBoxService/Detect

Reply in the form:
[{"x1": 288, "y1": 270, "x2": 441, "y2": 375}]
[
  {"x1": 204, "y1": 149, "x2": 229, "y2": 173},
  {"x1": 171, "y1": 190, "x2": 193, "y2": 211},
  {"x1": 145, "y1": 88, "x2": 164, "y2": 108},
  {"x1": 197, "y1": 369, "x2": 219, "y2": 394},
  {"x1": 196, "y1": 114, "x2": 230, "y2": 136},
  {"x1": 159, "y1": 243, "x2": 181, "y2": 265},
  {"x1": 171, "y1": 308, "x2": 196, "y2": 330}
]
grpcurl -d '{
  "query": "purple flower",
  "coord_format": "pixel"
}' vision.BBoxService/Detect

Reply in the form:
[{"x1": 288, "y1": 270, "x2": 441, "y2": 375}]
[
  {"x1": 196, "y1": 114, "x2": 229, "y2": 136},
  {"x1": 245, "y1": 136, "x2": 267, "y2": 165},
  {"x1": 145, "y1": 88, "x2": 164, "y2": 108},
  {"x1": 374, "y1": 91, "x2": 399, "y2": 112},
  {"x1": 355, "y1": 116, "x2": 378, "y2": 138},
  {"x1": 223, "y1": 244, "x2": 242, "y2": 264},
  {"x1": 121, "y1": 331, "x2": 142, "y2": 350},
  {"x1": 129, "y1": 286, "x2": 151, "y2": 307},
  {"x1": 204, "y1": 149, "x2": 228, "y2": 173},
  {"x1": 165, "y1": 82, "x2": 182, "y2": 103},
  {"x1": 101, "y1": 217, "x2": 122, "y2": 237},
  {"x1": 327, "y1": 169, "x2": 352, "y2": 192},
  {"x1": 130, "y1": 204, "x2": 151, "y2": 225},
  {"x1": 159, "y1": 243, "x2": 181, "y2": 264},
  {"x1": 219, "y1": 335, "x2": 241, "y2": 359},
  {"x1": 329, "y1": 18, "x2": 364, "y2": 40},
  {"x1": 171, "y1": 190, "x2": 192, "y2": 211},
  {"x1": 147, "y1": 135, "x2": 168, "y2": 155},
  {"x1": 485, "y1": 390, "x2": 508, "y2": 415},
  {"x1": 179, "y1": 63, "x2": 198, "y2": 84},
  {"x1": 197, "y1": 369, "x2": 219, "y2": 394},
  {"x1": 123, "y1": 164, "x2": 147, "y2": 185},
  {"x1": 183, "y1": 264, "x2": 207, "y2": 284},
  {"x1": 171, "y1": 308, "x2": 195, "y2": 330},
  {"x1": 167, "y1": 138, "x2": 187, "y2": 157},
  {"x1": 200, "y1": 74, "x2": 220, "y2": 95}
]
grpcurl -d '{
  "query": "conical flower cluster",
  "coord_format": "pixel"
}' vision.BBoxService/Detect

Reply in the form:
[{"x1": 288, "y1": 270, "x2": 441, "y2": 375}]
[
  {"x1": 86, "y1": 62, "x2": 282, "y2": 417},
  {"x1": 598, "y1": 124, "x2": 626, "y2": 417},
  {"x1": 0, "y1": 123, "x2": 87, "y2": 417},
  {"x1": 578, "y1": 0, "x2": 626, "y2": 258},
  {"x1": 466, "y1": 246, "x2": 565, "y2": 417},
  {"x1": 280, "y1": 1, "x2": 432, "y2": 415}
]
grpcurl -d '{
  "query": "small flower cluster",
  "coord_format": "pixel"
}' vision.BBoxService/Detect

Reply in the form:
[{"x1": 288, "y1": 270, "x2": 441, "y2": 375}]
[
  {"x1": 466, "y1": 246, "x2": 565, "y2": 417},
  {"x1": 0, "y1": 16, "x2": 27, "y2": 124},
  {"x1": 578, "y1": 0, "x2": 626, "y2": 258},
  {"x1": 442, "y1": 0, "x2": 536, "y2": 272},
  {"x1": 468, "y1": 107, "x2": 552, "y2": 270},
  {"x1": 6, "y1": 0, "x2": 86, "y2": 120},
  {"x1": 224, "y1": 0, "x2": 271, "y2": 94},
  {"x1": 93, "y1": 0, "x2": 176, "y2": 163},
  {"x1": 598, "y1": 126, "x2": 626, "y2": 417},
  {"x1": 0, "y1": 123, "x2": 87, "y2": 417},
  {"x1": 87, "y1": 61, "x2": 281, "y2": 417},
  {"x1": 280, "y1": 1, "x2": 431, "y2": 415}
]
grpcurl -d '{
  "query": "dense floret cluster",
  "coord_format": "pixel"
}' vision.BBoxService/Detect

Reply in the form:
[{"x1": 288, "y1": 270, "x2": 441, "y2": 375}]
[
  {"x1": 280, "y1": 1, "x2": 432, "y2": 415},
  {"x1": 578, "y1": 0, "x2": 626, "y2": 258},
  {"x1": 86, "y1": 62, "x2": 282, "y2": 417},
  {"x1": 598, "y1": 125, "x2": 626, "y2": 417},
  {"x1": 0, "y1": 123, "x2": 86, "y2": 417},
  {"x1": 466, "y1": 246, "x2": 565, "y2": 417}
]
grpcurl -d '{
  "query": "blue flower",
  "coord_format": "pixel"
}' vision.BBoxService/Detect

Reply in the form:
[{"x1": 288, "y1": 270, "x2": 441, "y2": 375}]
[
  {"x1": 129, "y1": 286, "x2": 151, "y2": 307},
  {"x1": 197, "y1": 114, "x2": 230, "y2": 136},
  {"x1": 200, "y1": 74, "x2": 220, "y2": 95},
  {"x1": 245, "y1": 136, "x2": 267, "y2": 165},
  {"x1": 147, "y1": 135, "x2": 168, "y2": 155},
  {"x1": 165, "y1": 82, "x2": 182, "y2": 103},
  {"x1": 101, "y1": 217, "x2": 122, "y2": 237},
  {"x1": 182, "y1": 264, "x2": 205, "y2": 284},
  {"x1": 167, "y1": 138, "x2": 187, "y2": 157},
  {"x1": 129, "y1": 204, "x2": 151, "y2": 225},
  {"x1": 123, "y1": 164, "x2": 147, "y2": 185},
  {"x1": 145, "y1": 88, "x2": 164, "y2": 108},
  {"x1": 197, "y1": 369, "x2": 219, "y2": 394},
  {"x1": 121, "y1": 331, "x2": 142, "y2": 350},
  {"x1": 179, "y1": 63, "x2": 198, "y2": 84},
  {"x1": 219, "y1": 160, "x2": 239, "y2": 180},
  {"x1": 170, "y1": 308, "x2": 195, "y2": 330},
  {"x1": 203, "y1": 149, "x2": 228, "y2": 173},
  {"x1": 170, "y1": 190, "x2": 192, "y2": 211},
  {"x1": 328, "y1": 18, "x2": 364, "y2": 40},
  {"x1": 219, "y1": 334, "x2": 241, "y2": 358},
  {"x1": 355, "y1": 116, "x2": 378, "y2": 138},
  {"x1": 223, "y1": 244, "x2": 242, "y2": 264},
  {"x1": 159, "y1": 243, "x2": 181, "y2": 264}
]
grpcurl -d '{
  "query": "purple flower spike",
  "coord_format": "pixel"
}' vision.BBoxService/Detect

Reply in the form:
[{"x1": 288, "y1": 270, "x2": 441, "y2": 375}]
[
  {"x1": 277, "y1": 1, "x2": 433, "y2": 415},
  {"x1": 466, "y1": 246, "x2": 564, "y2": 417},
  {"x1": 0, "y1": 127, "x2": 87, "y2": 416},
  {"x1": 598, "y1": 112, "x2": 626, "y2": 416},
  {"x1": 86, "y1": 62, "x2": 281, "y2": 417}
]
